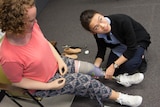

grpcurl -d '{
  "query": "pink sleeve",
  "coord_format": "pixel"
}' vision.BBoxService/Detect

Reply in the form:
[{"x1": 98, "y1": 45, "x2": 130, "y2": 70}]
[{"x1": 2, "y1": 62, "x2": 23, "y2": 83}]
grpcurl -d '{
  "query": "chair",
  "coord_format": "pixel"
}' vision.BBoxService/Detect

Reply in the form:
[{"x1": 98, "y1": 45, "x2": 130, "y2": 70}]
[
  {"x1": 0, "y1": 65, "x2": 44, "y2": 107},
  {"x1": 0, "y1": 40, "x2": 58, "y2": 107}
]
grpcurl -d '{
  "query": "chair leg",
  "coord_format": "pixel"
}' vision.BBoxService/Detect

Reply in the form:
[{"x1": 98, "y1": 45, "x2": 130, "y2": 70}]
[
  {"x1": 0, "y1": 90, "x2": 5, "y2": 102},
  {"x1": 5, "y1": 92, "x2": 23, "y2": 107},
  {"x1": 26, "y1": 91, "x2": 44, "y2": 107},
  {"x1": 5, "y1": 91, "x2": 44, "y2": 107}
]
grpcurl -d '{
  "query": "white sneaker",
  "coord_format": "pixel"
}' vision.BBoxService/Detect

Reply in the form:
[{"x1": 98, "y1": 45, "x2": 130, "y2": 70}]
[
  {"x1": 115, "y1": 73, "x2": 144, "y2": 87},
  {"x1": 116, "y1": 92, "x2": 143, "y2": 107}
]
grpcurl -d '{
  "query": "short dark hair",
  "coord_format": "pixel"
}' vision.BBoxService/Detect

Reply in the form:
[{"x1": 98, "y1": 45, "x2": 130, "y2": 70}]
[{"x1": 80, "y1": 9, "x2": 98, "y2": 31}]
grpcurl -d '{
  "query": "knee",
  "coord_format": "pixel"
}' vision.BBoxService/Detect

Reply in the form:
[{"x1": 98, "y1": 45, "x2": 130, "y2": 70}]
[{"x1": 124, "y1": 61, "x2": 141, "y2": 72}]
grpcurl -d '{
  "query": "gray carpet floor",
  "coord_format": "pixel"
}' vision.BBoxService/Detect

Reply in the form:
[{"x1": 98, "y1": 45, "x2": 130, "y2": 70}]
[{"x1": 36, "y1": 0, "x2": 160, "y2": 107}]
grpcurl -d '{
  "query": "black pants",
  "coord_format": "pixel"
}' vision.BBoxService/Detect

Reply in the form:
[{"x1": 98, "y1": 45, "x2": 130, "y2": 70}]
[{"x1": 106, "y1": 46, "x2": 145, "y2": 76}]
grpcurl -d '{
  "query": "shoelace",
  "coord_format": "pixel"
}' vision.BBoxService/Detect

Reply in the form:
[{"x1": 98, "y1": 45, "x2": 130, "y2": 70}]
[
  {"x1": 117, "y1": 94, "x2": 131, "y2": 105},
  {"x1": 118, "y1": 98, "x2": 130, "y2": 105},
  {"x1": 116, "y1": 73, "x2": 132, "y2": 87},
  {"x1": 114, "y1": 73, "x2": 129, "y2": 81}
]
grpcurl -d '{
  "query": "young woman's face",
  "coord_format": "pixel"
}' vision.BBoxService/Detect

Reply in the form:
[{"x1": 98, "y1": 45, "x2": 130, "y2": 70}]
[
  {"x1": 25, "y1": 6, "x2": 37, "y2": 33},
  {"x1": 89, "y1": 13, "x2": 111, "y2": 34}
]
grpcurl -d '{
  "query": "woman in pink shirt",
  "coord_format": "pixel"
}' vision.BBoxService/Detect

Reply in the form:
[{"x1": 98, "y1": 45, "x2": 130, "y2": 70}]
[{"x1": 0, "y1": 0, "x2": 142, "y2": 106}]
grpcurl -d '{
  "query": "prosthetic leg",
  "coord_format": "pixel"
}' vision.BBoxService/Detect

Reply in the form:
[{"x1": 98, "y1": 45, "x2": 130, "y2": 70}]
[{"x1": 78, "y1": 61, "x2": 105, "y2": 78}]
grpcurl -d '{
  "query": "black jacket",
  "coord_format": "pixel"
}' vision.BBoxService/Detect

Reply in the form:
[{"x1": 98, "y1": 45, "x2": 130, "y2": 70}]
[{"x1": 94, "y1": 14, "x2": 151, "y2": 61}]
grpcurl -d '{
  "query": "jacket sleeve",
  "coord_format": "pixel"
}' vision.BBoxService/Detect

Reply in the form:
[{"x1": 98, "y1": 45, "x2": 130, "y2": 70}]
[
  {"x1": 116, "y1": 15, "x2": 138, "y2": 59},
  {"x1": 94, "y1": 35, "x2": 107, "y2": 61}
]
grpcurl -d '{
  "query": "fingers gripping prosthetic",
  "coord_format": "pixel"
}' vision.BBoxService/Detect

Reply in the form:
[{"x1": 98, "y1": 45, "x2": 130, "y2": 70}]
[{"x1": 78, "y1": 61, "x2": 105, "y2": 77}]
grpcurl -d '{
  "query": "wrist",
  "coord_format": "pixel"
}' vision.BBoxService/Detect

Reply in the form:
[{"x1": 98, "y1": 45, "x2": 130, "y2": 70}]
[{"x1": 113, "y1": 62, "x2": 119, "y2": 69}]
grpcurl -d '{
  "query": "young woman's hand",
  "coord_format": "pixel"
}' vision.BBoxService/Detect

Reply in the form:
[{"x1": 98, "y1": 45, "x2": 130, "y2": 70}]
[
  {"x1": 105, "y1": 64, "x2": 115, "y2": 79},
  {"x1": 49, "y1": 78, "x2": 66, "y2": 90},
  {"x1": 58, "y1": 60, "x2": 68, "y2": 76}
]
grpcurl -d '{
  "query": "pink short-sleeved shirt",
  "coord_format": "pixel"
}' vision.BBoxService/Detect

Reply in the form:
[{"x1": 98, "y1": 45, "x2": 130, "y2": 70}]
[{"x1": 0, "y1": 23, "x2": 58, "y2": 83}]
